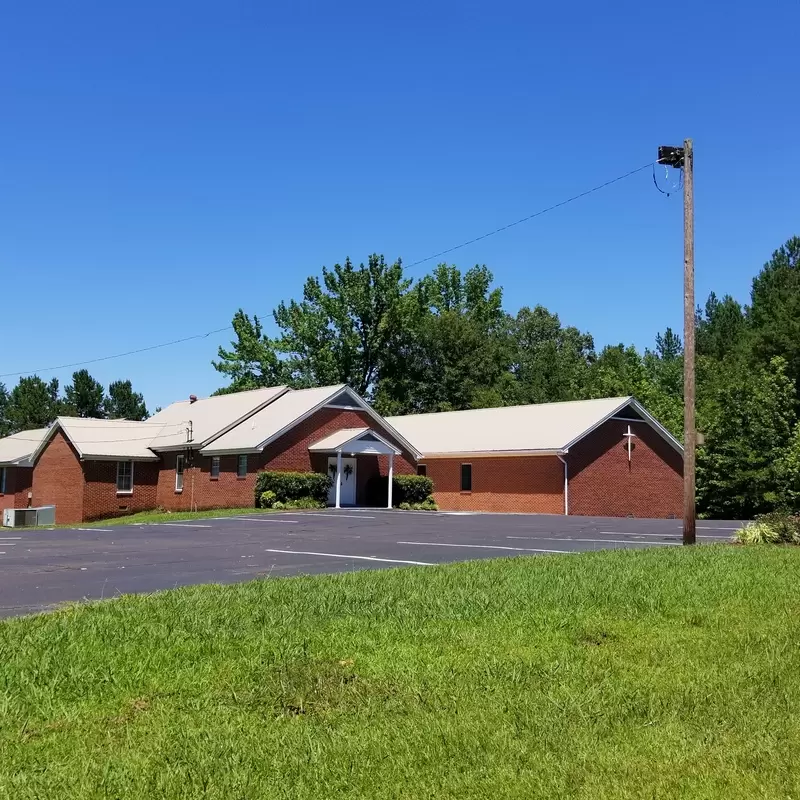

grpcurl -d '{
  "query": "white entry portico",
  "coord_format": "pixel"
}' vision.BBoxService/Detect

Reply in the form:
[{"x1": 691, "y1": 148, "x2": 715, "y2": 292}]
[{"x1": 309, "y1": 428, "x2": 401, "y2": 508}]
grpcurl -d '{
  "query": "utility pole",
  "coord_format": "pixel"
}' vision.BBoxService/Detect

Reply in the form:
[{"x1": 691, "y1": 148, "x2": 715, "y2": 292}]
[{"x1": 658, "y1": 139, "x2": 695, "y2": 544}]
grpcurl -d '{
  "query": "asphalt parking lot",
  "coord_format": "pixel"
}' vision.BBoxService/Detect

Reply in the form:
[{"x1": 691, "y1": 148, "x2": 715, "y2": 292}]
[{"x1": 0, "y1": 510, "x2": 744, "y2": 619}]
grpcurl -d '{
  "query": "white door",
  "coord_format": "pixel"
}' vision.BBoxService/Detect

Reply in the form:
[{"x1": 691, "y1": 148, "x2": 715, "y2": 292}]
[{"x1": 327, "y1": 457, "x2": 357, "y2": 506}]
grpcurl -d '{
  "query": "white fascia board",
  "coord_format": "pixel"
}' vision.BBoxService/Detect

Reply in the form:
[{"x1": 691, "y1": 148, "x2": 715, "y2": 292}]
[
  {"x1": 419, "y1": 449, "x2": 564, "y2": 459},
  {"x1": 330, "y1": 429, "x2": 401, "y2": 455},
  {"x1": 561, "y1": 397, "x2": 683, "y2": 454}
]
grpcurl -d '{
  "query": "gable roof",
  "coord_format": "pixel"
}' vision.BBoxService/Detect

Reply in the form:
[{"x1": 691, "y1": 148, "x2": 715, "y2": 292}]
[
  {"x1": 386, "y1": 396, "x2": 682, "y2": 456},
  {"x1": 32, "y1": 418, "x2": 166, "y2": 462},
  {"x1": 146, "y1": 385, "x2": 288, "y2": 450},
  {"x1": 309, "y1": 427, "x2": 401, "y2": 455},
  {"x1": 199, "y1": 385, "x2": 347, "y2": 454},
  {"x1": 200, "y1": 385, "x2": 422, "y2": 458},
  {"x1": 0, "y1": 428, "x2": 49, "y2": 466}
]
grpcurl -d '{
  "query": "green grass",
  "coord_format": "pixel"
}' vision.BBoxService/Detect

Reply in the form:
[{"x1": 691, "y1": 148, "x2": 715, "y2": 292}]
[
  {"x1": 47, "y1": 506, "x2": 278, "y2": 529},
  {"x1": 2, "y1": 547, "x2": 800, "y2": 799}
]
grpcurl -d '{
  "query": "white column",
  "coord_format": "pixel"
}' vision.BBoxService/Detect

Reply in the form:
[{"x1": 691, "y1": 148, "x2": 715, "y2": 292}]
[
  {"x1": 335, "y1": 450, "x2": 342, "y2": 509},
  {"x1": 387, "y1": 452, "x2": 394, "y2": 509}
]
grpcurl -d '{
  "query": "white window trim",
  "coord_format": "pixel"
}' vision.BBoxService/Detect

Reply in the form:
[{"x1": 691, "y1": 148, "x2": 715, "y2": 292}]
[
  {"x1": 175, "y1": 455, "x2": 185, "y2": 493},
  {"x1": 210, "y1": 456, "x2": 220, "y2": 479},
  {"x1": 237, "y1": 454, "x2": 248, "y2": 479},
  {"x1": 0, "y1": 466, "x2": 6, "y2": 494},
  {"x1": 116, "y1": 461, "x2": 134, "y2": 495}
]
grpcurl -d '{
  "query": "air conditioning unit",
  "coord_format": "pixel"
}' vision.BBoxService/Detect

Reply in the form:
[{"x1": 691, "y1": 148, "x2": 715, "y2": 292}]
[
  {"x1": 3, "y1": 508, "x2": 37, "y2": 527},
  {"x1": 2, "y1": 505, "x2": 56, "y2": 527}
]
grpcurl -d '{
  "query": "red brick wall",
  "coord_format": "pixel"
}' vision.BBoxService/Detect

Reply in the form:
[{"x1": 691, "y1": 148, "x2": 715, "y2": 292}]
[
  {"x1": 82, "y1": 460, "x2": 160, "y2": 521},
  {"x1": 423, "y1": 456, "x2": 564, "y2": 513},
  {"x1": 0, "y1": 466, "x2": 33, "y2": 514},
  {"x1": 32, "y1": 430, "x2": 85, "y2": 524},
  {"x1": 567, "y1": 419, "x2": 682, "y2": 518},
  {"x1": 154, "y1": 407, "x2": 416, "y2": 511}
]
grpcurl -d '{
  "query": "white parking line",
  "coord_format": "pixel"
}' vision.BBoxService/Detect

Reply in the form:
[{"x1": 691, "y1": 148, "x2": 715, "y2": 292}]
[
  {"x1": 151, "y1": 523, "x2": 213, "y2": 528},
  {"x1": 0, "y1": 537, "x2": 22, "y2": 539},
  {"x1": 507, "y1": 535, "x2": 678, "y2": 546},
  {"x1": 75, "y1": 528, "x2": 113, "y2": 532},
  {"x1": 293, "y1": 513, "x2": 376, "y2": 520},
  {"x1": 697, "y1": 526, "x2": 742, "y2": 531},
  {"x1": 594, "y1": 530, "x2": 729, "y2": 538},
  {"x1": 264, "y1": 548, "x2": 433, "y2": 566},
  {"x1": 397, "y1": 541, "x2": 574, "y2": 554},
  {"x1": 231, "y1": 517, "x2": 300, "y2": 524}
]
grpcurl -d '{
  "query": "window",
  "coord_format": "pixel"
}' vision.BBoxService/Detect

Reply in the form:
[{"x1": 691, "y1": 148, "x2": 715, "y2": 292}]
[
  {"x1": 0, "y1": 467, "x2": 6, "y2": 494},
  {"x1": 460, "y1": 463, "x2": 472, "y2": 492},
  {"x1": 175, "y1": 455, "x2": 185, "y2": 492},
  {"x1": 116, "y1": 461, "x2": 134, "y2": 494},
  {"x1": 210, "y1": 456, "x2": 220, "y2": 479},
  {"x1": 417, "y1": 464, "x2": 427, "y2": 477},
  {"x1": 237, "y1": 454, "x2": 248, "y2": 478}
]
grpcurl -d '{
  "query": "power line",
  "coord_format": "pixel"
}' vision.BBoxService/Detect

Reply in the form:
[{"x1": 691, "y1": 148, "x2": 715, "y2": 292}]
[
  {"x1": 0, "y1": 324, "x2": 236, "y2": 379},
  {"x1": 2, "y1": 160, "x2": 654, "y2": 379},
  {"x1": 404, "y1": 161, "x2": 654, "y2": 268}
]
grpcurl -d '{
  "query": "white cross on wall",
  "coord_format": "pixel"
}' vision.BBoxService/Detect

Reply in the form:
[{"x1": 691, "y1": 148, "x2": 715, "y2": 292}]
[{"x1": 623, "y1": 425, "x2": 637, "y2": 462}]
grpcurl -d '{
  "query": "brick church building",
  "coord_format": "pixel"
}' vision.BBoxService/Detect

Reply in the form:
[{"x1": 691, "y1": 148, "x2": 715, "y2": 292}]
[{"x1": 0, "y1": 386, "x2": 682, "y2": 525}]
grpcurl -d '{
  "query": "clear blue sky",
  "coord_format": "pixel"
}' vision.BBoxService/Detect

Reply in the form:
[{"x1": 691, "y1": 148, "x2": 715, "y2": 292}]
[{"x1": 2, "y1": 1, "x2": 798, "y2": 410}]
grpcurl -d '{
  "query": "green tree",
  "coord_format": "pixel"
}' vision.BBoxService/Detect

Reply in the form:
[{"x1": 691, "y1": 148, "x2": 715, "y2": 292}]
[
  {"x1": 775, "y1": 423, "x2": 800, "y2": 512},
  {"x1": 7, "y1": 376, "x2": 61, "y2": 431},
  {"x1": 748, "y1": 237, "x2": 800, "y2": 396},
  {"x1": 696, "y1": 292, "x2": 746, "y2": 361},
  {"x1": 103, "y1": 380, "x2": 148, "y2": 420},
  {"x1": 375, "y1": 264, "x2": 513, "y2": 413},
  {"x1": 697, "y1": 356, "x2": 796, "y2": 518},
  {"x1": 214, "y1": 255, "x2": 411, "y2": 398},
  {"x1": 0, "y1": 383, "x2": 10, "y2": 438},
  {"x1": 509, "y1": 305, "x2": 595, "y2": 404},
  {"x1": 212, "y1": 311, "x2": 288, "y2": 394},
  {"x1": 63, "y1": 369, "x2": 105, "y2": 418}
]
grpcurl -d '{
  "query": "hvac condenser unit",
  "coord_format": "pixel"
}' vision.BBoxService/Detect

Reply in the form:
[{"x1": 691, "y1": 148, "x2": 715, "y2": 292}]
[{"x1": 2, "y1": 506, "x2": 56, "y2": 527}]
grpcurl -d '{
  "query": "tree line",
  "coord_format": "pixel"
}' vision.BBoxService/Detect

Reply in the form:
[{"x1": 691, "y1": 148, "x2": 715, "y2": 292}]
[
  {"x1": 213, "y1": 238, "x2": 800, "y2": 519},
  {"x1": 0, "y1": 372, "x2": 149, "y2": 435}
]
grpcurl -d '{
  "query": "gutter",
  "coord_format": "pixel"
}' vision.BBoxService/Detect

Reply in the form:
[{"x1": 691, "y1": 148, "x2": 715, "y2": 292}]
[{"x1": 556, "y1": 453, "x2": 569, "y2": 516}]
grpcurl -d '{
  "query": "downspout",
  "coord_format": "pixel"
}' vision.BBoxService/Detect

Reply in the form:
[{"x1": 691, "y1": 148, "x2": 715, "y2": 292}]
[{"x1": 557, "y1": 454, "x2": 568, "y2": 516}]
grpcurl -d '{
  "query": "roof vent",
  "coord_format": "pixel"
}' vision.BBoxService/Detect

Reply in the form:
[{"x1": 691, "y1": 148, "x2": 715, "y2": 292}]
[{"x1": 189, "y1": 394, "x2": 198, "y2": 404}]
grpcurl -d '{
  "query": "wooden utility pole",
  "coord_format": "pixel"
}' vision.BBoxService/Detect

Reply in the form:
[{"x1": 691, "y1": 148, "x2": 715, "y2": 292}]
[
  {"x1": 657, "y1": 140, "x2": 695, "y2": 544},
  {"x1": 682, "y1": 139, "x2": 695, "y2": 545}
]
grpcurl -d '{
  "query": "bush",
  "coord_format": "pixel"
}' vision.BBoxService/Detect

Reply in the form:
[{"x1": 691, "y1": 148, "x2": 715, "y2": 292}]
[
  {"x1": 366, "y1": 474, "x2": 435, "y2": 507},
  {"x1": 260, "y1": 491, "x2": 277, "y2": 509},
  {"x1": 735, "y1": 512, "x2": 800, "y2": 544},
  {"x1": 398, "y1": 496, "x2": 438, "y2": 512},
  {"x1": 255, "y1": 471, "x2": 332, "y2": 507},
  {"x1": 395, "y1": 474, "x2": 434, "y2": 504}
]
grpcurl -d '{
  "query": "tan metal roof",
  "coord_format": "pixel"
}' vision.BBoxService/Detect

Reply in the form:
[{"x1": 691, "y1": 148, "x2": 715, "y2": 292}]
[
  {"x1": 0, "y1": 428, "x2": 48, "y2": 466},
  {"x1": 309, "y1": 428, "x2": 369, "y2": 451},
  {"x1": 45, "y1": 417, "x2": 165, "y2": 461},
  {"x1": 386, "y1": 397, "x2": 640, "y2": 455},
  {"x1": 146, "y1": 385, "x2": 288, "y2": 449},
  {"x1": 309, "y1": 427, "x2": 401, "y2": 455},
  {"x1": 200, "y1": 385, "x2": 347, "y2": 454}
]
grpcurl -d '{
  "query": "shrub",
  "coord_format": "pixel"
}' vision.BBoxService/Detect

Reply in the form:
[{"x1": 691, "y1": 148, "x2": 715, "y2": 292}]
[
  {"x1": 366, "y1": 474, "x2": 435, "y2": 507},
  {"x1": 735, "y1": 512, "x2": 800, "y2": 544},
  {"x1": 282, "y1": 497, "x2": 326, "y2": 510},
  {"x1": 260, "y1": 490, "x2": 277, "y2": 509},
  {"x1": 398, "y1": 497, "x2": 438, "y2": 512},
  {"x1": 254, "y1": 471, "x2": 332, "y2": 507},
  {"x1": 394, "y1": 475, "x2": 434, "y2": 504}
]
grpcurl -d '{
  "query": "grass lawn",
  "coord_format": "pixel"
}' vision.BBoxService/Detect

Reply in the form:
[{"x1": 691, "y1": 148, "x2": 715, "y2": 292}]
[
  {"x1": 47, "y1": 506, "x2": 279, "y2": 529},
  {"x1": 2, "y1": 547, "x2": 800, "y2": 799}
]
